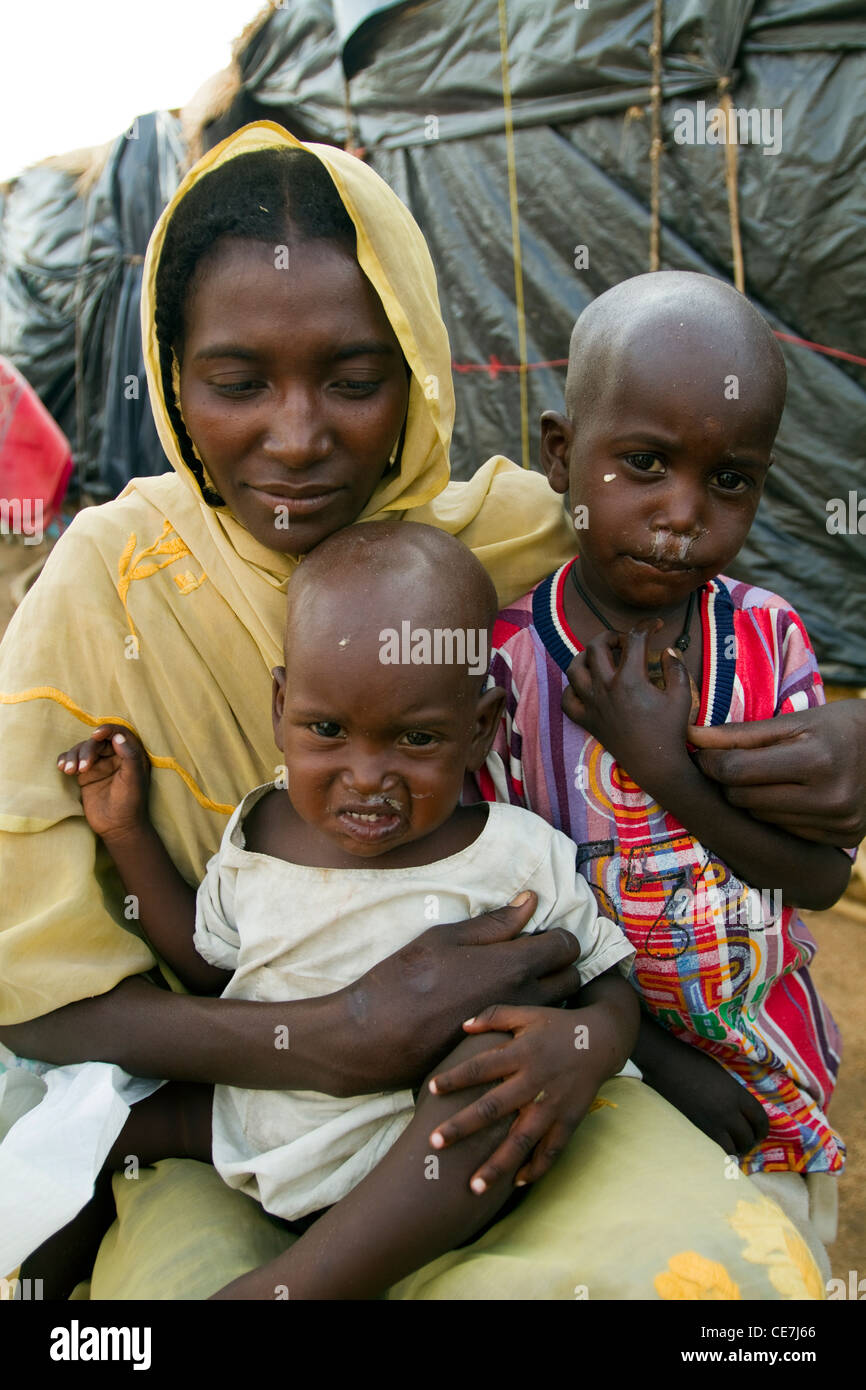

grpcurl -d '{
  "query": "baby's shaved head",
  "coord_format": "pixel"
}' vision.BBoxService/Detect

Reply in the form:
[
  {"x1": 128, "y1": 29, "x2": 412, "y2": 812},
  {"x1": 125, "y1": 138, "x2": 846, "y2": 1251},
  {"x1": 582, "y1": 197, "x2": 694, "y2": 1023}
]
[
  {"x1": 566, "y1": 271, "x2": 786, "y2": 430},
  {"x1": 285, "y1": 521, "x2": 498, "y2": 688}
]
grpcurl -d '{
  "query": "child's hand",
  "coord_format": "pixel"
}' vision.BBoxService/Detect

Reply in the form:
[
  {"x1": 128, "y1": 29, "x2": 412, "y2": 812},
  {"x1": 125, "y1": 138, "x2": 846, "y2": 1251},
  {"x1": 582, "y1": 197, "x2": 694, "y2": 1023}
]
[
  {"x1": 562, "y1": 622, "x2": 695, "y2": 793},
  {"x1": 644, "y1": 1034, "x2": 770, "y2": 1158},
  {"x1": 427, "y1": 1002, "x2": 616, "y2": 1191},
  {"x1": 57, "y1": 724, "x2": 150, "y2": 843}
]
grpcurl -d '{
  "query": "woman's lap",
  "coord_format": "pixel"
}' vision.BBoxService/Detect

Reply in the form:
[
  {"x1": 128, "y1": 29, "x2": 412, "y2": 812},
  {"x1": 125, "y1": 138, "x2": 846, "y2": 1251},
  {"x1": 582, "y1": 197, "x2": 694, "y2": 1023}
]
[{"x1": 86, "y1": 1079, "x2": 825, "y2": 1301}]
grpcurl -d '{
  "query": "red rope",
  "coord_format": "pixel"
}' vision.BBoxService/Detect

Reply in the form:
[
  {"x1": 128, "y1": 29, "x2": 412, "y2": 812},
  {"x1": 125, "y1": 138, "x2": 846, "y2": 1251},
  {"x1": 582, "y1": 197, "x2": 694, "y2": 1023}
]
[
  {"x1": 771, "y1": 331, "x2": 866, "y2": 369},
  {"x1": 451, "y1": 332, "x2": 866, "y2": 377}
]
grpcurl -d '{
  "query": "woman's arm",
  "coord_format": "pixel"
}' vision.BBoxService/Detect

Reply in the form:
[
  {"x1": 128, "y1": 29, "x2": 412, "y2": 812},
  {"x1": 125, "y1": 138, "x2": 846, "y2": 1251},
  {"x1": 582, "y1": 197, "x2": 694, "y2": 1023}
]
[
  {"x1": 563, "y1": 633, "x2": 852, "y2": 909},
  {"x1": 689, "y1": 700, "x2": 866, "y2": 846},
  {"x1": 0, "y1": 894, "x2": 583, "y2": 1096}
]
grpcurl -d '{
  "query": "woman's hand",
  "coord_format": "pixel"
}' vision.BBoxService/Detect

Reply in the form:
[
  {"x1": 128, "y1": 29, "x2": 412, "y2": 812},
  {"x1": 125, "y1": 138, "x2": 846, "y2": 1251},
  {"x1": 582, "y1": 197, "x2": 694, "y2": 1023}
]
[
  {"x1": 689, "y1": 700, "x2": 866, "y2": 846},
  {"x1": 333, "y1": 892, "x2": 584, "y2": 1094},
  {"x1": 561, "y1": 625, "x2": 695, "y2": 795},
  {"x1": 57, "y1": 724, "x2": 150, "y2": 843},
  {"x1": 426, "y1": 974, "x2": 638, "y2": 1189}
]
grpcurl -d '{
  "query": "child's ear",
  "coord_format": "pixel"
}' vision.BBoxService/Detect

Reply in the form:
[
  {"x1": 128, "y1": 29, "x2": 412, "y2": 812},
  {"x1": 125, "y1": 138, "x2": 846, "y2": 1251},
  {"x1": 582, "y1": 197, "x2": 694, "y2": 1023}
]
[
  {"x1": 271, "y1": 666, "x2": 287, "y2": 752},
  {"x1": 540, "y1": 411, "x2": 573, "y2": 495},
  {"x1": 466, "y1": 686, "x2": 507, "y2": 772}
]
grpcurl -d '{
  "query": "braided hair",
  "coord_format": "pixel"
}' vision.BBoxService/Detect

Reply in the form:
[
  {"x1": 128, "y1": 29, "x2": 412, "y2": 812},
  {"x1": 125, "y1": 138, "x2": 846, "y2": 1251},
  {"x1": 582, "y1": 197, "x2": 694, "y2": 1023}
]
[{"x1": 153, "y1": 148, "x2": 357, "y2": 504}]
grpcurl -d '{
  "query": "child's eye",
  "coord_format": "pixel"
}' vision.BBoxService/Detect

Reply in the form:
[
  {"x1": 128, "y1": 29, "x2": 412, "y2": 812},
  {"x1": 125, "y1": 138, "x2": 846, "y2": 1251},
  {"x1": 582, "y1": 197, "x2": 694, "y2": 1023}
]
[
  {"x1": 714, "y1": 471, "x2": 751, "y2": 492},
  {"x1": 310, "y1": 721, "x2": 344, "y2": 739},
  {"x1": 400, "y1": 731, "x2": 437, "y2": 747},
  {"x1": 624, "y1": 453, "x2": 665, "y2": 473}
]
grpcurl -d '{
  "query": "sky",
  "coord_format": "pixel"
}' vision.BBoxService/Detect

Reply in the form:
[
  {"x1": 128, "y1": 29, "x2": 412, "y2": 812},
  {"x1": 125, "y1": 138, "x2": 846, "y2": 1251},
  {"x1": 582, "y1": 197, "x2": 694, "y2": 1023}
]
[{"x1": 0, "y1": 0, "x2": 263, "y2": 182}]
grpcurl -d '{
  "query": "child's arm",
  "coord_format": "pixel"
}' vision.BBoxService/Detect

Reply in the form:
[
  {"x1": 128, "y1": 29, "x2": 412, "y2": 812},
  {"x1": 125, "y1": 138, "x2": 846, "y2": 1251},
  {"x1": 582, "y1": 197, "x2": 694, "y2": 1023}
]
[
  {"x1": 632, "y1": 1013, "x2": 769, "y2": 1157},
  {"x1": 564, "y1": 628, "x2": 852, "y2": 910},
  {"x1": 57, "y1": 726, "x2": 231, "y2": 995}
]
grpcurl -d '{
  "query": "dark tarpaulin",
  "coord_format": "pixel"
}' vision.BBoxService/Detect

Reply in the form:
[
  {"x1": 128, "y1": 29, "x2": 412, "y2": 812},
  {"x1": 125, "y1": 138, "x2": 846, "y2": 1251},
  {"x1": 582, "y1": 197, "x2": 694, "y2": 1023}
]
[
  {"x1": 236, "y1": 0, "x2": 865, "y2": 680},
  {"x1": 0, "y1": 0, "x2": 863, "y2": 678},
  {"x1": 0, "y1": 112, "x2": 183, "y2": 499}
]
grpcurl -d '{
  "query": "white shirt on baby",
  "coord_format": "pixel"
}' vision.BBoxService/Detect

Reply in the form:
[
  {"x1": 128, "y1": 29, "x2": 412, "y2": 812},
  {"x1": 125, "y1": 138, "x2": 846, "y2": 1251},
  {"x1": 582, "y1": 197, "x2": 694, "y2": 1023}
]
[{"x1": 194, "y1": 787, "x2": 634, "y2": 1221}]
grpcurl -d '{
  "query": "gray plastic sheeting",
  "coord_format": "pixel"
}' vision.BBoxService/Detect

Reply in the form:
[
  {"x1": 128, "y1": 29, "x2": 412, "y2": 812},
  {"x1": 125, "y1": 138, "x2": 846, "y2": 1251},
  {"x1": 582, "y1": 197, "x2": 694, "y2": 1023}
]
[{"x1": 1, "y1": 0, "x2": 863, "y2": 678}]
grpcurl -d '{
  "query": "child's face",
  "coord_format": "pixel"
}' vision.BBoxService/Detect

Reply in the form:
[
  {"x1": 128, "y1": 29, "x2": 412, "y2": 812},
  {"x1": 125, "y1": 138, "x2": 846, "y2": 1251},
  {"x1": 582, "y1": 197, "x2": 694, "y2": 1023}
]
[
  {"x1": 542, "y1": 336, "x2": 778, "y2": 612},
  {"x1": 272, "y1": 632, "x2": 501, "y2": 858},
  {"x1": 179, "y1": 237, "x2": 410, "y2": 556}
]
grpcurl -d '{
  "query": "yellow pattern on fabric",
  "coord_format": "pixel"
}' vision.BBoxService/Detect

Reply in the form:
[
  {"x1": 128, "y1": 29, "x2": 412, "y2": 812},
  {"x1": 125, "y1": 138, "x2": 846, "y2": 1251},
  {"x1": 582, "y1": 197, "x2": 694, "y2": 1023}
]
[
  {"x1": 173, "y1": 570, "x2": 207, "y2": 596},
  {"x1": 728, "y1": 1195, "x2": 825, "y2": 1299},
  {"x1": 655, "y1": 1251, "x2": 742, "y2": 1300},
  {"x1": 0, "y1": 686, "x2": 232, "y2": 815},
  {"x1": 117, "y1": 520, "x2": 199, "y2": 639}
]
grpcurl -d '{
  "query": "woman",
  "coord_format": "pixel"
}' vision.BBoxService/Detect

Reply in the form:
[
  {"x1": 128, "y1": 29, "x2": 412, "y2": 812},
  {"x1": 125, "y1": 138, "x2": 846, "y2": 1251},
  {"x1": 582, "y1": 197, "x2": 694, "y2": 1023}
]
[{"x1": 0, "y1": 124, "x2": 851, "y2": 1299}]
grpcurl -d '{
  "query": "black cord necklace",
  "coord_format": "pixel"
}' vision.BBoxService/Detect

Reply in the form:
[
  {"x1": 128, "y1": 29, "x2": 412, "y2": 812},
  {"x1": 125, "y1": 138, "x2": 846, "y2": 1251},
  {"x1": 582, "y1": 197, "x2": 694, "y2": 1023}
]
[{"x1": 570, "y1": 563, "x2": 698, "y2": 652}]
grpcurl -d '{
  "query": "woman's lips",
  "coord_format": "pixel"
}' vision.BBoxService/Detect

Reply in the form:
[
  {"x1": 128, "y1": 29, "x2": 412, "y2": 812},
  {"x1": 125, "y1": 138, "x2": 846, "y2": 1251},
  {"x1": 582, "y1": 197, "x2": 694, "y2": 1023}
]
[{"x1": 246, "y1": 484, "x2": 340, "y2": 517}]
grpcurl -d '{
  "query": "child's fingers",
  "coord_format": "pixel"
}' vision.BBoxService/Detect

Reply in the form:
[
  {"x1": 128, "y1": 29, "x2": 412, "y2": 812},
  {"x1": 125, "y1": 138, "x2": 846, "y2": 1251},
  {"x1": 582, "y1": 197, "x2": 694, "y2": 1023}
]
[
  {"x1": 460, "y1": 1003, "x2": 533, "y2": 1038},
  {"x1": 618, "y1": 624, "x2": 652, "y2": 679},
  {"x1": 428, "y1": 1029, "x2": 522, "y2": 1100},
  {"x1": 561, "y1": 684, "x2": 588, "y2": 727},
  {"x1": 56, "y1": 734, "x2": 114, "y2": 773},
  {"x1": 513, "y1": 1118, "x2": 574, "y2": 1186},
  {"x1": 660, "y1": 646, "x2": 692, "y2": 694},
  {"x1": 428, "y1": 1072, "x2": 527, "y2": 1152},
  {"x1": 583, "y1": 631, "x2": 619, "y2": 683},
  {"x1": 564, "y1": 652, "x2": 592, "y2": 697},
  {"x1": 467, "y1": 1106, "x2": 565, "y2": 1194},
  {"x1": 57, "y1": 725, "x2": 146, "y2": 776}
]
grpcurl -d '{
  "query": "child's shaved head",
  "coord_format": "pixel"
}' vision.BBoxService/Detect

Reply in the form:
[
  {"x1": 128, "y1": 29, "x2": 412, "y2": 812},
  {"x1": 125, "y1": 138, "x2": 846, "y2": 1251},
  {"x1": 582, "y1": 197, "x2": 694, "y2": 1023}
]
[
  {"x1": 286, "y1": 520, "x2": 498, "y2": 689},
  {"x1": 565, "y1": 271, "x2": 786, "y2": 430},
  {"x1": 273, "y1": 523, "x2": 506, "y2": 858}
]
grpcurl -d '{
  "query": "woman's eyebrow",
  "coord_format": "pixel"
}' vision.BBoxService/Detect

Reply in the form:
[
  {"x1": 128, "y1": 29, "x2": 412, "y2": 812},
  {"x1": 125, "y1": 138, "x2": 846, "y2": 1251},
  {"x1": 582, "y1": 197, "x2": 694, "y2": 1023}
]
[
  {"x1": 331, "y1": 341, "x2": 398, "y2": 361},
  {"x1": 192, "y1": 341, "x2": 398, "y2": 363},
  {"x1": 193, "y1": 344, "x2": 258, "y2": 362}
]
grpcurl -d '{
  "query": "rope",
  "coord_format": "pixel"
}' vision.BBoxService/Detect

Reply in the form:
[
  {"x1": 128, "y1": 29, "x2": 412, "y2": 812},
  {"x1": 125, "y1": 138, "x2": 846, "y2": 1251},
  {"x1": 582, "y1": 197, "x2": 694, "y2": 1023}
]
[
  {"x1": 496, "y1": 0, "x2": 530, "y2": 468},
  {"x1": 718, "y1": 77, "x2": 745, "y2": 293},
  {"x1": 648, "y1": 0, "x2": 664, "y2": 270}
]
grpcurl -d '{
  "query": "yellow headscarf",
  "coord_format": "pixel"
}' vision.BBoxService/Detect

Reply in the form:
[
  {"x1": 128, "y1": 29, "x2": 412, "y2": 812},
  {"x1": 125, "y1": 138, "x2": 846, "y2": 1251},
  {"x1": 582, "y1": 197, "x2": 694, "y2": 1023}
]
[{"x1": 0, "y1": 123, "x2": 575, "y2": 1023}]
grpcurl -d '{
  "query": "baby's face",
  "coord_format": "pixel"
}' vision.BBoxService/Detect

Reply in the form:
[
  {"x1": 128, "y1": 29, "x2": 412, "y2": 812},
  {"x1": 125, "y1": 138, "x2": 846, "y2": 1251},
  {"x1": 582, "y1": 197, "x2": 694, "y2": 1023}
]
[
  {"x1": 272, "y1": 629, "x2": 493, "y2": 858},
  {"x1": 545, "y1": 332, "x2": 778, "y2": 612}
]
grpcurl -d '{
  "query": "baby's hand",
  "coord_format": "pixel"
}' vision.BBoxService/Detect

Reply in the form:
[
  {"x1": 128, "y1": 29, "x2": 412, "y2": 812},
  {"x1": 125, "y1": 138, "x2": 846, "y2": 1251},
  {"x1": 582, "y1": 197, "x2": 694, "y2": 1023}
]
[
  {"x1": 427, "y1": 1003, "x2": 609, "y2": 1191},
  {"x1": 57, "y1": 725, "x2": 150, "y2": 843}
]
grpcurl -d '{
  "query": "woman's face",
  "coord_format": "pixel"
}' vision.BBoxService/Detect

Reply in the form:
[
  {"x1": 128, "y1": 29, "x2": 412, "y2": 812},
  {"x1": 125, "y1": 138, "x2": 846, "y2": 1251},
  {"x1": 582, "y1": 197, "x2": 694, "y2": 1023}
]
[{"x1": 178, "y1": 236, "x2": 410, "y2": 554}]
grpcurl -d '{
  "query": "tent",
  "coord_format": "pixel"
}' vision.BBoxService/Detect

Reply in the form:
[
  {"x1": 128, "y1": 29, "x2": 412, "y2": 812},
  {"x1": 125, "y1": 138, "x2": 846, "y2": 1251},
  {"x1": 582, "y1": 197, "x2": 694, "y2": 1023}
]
[{"x1": 0, "y1": 0, "x2": 863, "y2": 680}]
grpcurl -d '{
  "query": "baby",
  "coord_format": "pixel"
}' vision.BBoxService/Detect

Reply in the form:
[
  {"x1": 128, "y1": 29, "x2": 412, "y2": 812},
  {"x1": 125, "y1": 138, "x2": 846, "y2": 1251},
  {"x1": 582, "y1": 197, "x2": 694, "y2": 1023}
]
[
  {"x1": 47, "y1": 521, "x2": 636, "y2": 1300},
  {"x1": 477, "y1": 271, "x2": 852, "y2": 1274}
]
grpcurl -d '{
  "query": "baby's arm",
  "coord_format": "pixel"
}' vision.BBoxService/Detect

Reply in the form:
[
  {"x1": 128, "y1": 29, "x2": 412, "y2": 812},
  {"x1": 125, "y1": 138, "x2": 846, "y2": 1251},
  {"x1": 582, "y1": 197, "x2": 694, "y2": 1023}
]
[
  {"x1": 564, "y1": 628, "x2": 852, "y2": 910},
  {"x1": 57, "y1": 726, "x2": 230, "y2": 995}
]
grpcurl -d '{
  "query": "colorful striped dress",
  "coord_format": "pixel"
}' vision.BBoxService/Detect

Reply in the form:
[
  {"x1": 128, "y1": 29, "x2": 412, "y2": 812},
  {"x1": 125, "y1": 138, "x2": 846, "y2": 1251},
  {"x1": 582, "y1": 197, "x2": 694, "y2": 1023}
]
[{"x1": 476, "y1": 558, "x2": 845, "y2": 1174}]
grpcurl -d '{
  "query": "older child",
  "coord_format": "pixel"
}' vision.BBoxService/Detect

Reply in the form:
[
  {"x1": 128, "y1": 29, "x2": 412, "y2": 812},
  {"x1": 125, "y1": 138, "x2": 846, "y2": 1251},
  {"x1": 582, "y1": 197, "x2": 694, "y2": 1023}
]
[
  {"x1": 475, "y1": 272, "x2": 852, "y2": 1273},
  {"x1": 41, "y1": 521, "x2": 635, "y2": 1300}
]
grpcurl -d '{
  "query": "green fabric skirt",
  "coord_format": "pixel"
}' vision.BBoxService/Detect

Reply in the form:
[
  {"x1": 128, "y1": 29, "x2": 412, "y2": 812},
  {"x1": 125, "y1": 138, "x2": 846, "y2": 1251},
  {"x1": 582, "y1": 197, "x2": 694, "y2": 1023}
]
[{"x1": 80, "y1": 1079, "x2": 823, "y2": 1301}]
